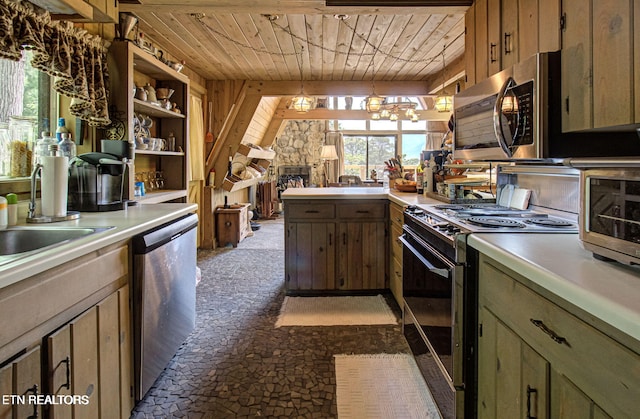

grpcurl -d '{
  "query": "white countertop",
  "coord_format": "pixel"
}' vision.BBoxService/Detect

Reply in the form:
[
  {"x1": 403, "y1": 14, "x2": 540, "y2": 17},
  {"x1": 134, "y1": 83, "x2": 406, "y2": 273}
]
[
  {"x1": 281, "y1": 186, "x2": 388, "y2": 199},
  {"x1": 468, "y1": 233, "x2": 640, "y2": 343},
  {"x1": 0, "y1": 203, "x2": 197, "y2": 289}
]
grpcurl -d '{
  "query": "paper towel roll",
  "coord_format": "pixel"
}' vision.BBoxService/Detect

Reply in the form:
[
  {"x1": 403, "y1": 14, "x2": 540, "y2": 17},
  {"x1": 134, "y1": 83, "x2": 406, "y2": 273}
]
[{"x1": 41, "y1": 156, "x2": 69, "y2": 217}]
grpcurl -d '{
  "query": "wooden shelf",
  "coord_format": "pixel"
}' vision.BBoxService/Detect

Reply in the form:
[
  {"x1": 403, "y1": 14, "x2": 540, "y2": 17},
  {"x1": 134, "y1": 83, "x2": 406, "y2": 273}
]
[
  {"x1": 133, "y1": 99, "x2": 186, "y2": 118},
  {"x1": 134, "y1": 149, "x2": 185, "y2": 157},
  {"x1": 221, "y1": 175, "x2": 265, "y2": 192},
  {"x1": 135, "y1": 189, "x2": 188, "y2": 204},
  {"x1": 237, "y1": 143, "x2": 276, "y2": 160},
  {"x1": 131, "y1": 43, "x2": 189, "y2": 83}
]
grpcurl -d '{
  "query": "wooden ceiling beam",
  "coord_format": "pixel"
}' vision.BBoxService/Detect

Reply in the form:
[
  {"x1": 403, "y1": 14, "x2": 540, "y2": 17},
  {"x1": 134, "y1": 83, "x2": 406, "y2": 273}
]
[
  {"x1": 273, "y1": 108, "x2": 451, "y2": 120},
  {"x1": 245, "y1": 80, "x2": 433, "y2": 96}
]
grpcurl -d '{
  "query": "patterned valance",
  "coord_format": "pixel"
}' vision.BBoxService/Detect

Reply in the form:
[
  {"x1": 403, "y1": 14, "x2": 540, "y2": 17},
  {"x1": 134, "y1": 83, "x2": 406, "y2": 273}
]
[{"x1": 0, "y1": 0, "x2": 110, "y2": 126}]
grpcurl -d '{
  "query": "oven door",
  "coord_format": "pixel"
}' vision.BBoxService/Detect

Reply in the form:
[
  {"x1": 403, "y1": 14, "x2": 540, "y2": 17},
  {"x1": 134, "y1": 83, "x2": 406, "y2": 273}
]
[{"x1": 399, "y1": 225, "x2": 464, "y2": 391}]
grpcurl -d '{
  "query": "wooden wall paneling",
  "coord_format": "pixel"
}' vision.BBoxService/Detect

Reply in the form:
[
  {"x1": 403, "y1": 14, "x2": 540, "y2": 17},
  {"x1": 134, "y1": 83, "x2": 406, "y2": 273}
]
[
  {"x1": 376, "y1": 15, "x2": 428, "y2": 80},
  {"x1": 173, "y1": 14, "x2": 230, "y2": 80},
  {"x1": 252, "y1": 13, "x2": 295, "y2": 80},
  {"x1": 342, "y1": 14, "x2": 377, "y2": 81},
  {"x1": 592, "y1": 0, "x2": 633, "y2": 128},
  {"x1": 270, "y1": 15, "x2": 305, "y2": 80},
  {"x1": 321, "y1": 14, "x2": 341, "y2": 80},
  {"x1": 305, "y1": 14, "x2": 325, "y2": 80},
  {"x1": 233, "y1": 14, "x2": 281, "y2": 80}
]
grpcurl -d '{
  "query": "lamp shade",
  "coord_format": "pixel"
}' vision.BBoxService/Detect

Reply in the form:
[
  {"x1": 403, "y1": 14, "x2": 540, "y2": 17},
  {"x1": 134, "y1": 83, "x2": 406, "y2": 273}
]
[
  {"x1": 292, "y1": 95, "x2": 314, "y2": 113},
  {"x1": 434, "y1": 95, "x2": 453, "y2": 112},
  {"x1": 365, "y1": 95, "x2": 385, "y2": 113},
  {"x1": 320, "y1": 145, "x2": 339, "y2": 160}
]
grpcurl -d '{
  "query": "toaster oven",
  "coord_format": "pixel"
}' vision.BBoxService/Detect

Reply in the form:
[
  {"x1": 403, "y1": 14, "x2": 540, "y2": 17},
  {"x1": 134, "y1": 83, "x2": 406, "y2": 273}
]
[{"x1": 578, "y1": 167, "x2": 640, "y2": 265}]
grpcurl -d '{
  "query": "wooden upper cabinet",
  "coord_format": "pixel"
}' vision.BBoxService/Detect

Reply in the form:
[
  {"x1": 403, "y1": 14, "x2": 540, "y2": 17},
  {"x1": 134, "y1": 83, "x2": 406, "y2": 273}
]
[
  {"x1": 487, "y1": 0, "x2": 502, "y2": 76},
  {"x1": 465, "y1": 2, "x2": 477, "y2": 86},
  {"x1": 562, "y1": 0, "x2": 635, "y2": 131},
  {"x1": 592, "y1": 0, "x2": 634, "y2": 128},
  {"x1": 466, "y1": 0, "x2": 562, "y2": 85},
  {"x1": 501, "y1": 0, "x2": 519, "y2": 69},
  {"x1": 561, "y1": 0, "x2": 592, "y2": 132}
]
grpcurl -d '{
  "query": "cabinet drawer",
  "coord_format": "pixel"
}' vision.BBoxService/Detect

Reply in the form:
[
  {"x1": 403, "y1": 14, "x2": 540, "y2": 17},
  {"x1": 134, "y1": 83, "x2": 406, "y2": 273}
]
[
  {"x1": 286, "y1": 203, "x2": 335, "y2": 219},
  {"x1": 389, "y1": 203, "x2": 404, "y2": 226},
  {"x1": 337, "y1": 202, "x2": 386, "y2": 219},
  {"x1": 480, "y1": 259, "x2": 640, "y2": 417}
]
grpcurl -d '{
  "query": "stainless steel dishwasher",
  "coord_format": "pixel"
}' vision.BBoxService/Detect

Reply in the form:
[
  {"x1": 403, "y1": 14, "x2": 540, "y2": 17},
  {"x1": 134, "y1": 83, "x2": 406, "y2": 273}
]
[{"x1": 132, "y1": 213, "x2": 198, "y2": 401}]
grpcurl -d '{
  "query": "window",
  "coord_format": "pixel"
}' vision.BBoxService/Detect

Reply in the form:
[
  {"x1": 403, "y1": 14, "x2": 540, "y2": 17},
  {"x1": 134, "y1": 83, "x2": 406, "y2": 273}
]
[
  {"x1": 343, "y1": 134, "x2": 396, "y2": 180},
  {"x1": 0, "y1": 51, "x2": 52, "y2": 129},
  {"x1": 0, "y1": 51, "x2": 54, "y2": 179}
]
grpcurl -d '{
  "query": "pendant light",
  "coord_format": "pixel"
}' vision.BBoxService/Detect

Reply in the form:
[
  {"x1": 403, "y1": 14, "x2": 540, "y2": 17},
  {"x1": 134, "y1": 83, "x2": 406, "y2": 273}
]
[
  {"x1": 435, "y1": 48, "x2": 453, "y2": 113},
  {"x1": 291, "y1": 46, "x2": 313, "y2": 113}
]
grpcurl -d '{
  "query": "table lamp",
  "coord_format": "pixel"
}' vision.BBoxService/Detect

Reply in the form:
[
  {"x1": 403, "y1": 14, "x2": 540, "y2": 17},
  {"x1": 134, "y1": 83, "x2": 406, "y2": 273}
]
[{"x1": 320, "y1": 145, "x2": 338, "y2": 186}]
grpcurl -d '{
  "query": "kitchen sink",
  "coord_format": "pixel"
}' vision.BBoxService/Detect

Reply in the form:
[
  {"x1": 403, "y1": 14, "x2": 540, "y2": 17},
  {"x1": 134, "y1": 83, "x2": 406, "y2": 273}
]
[{"x1": 0, "y1": 226, "x2": 113, "y2": 256}]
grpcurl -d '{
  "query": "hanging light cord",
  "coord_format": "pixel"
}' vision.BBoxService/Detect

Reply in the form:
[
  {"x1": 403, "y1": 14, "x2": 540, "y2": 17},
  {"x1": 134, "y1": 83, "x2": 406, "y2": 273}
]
[{"x1": 191, "y1": 13, "x2": 463, "y2": 71}]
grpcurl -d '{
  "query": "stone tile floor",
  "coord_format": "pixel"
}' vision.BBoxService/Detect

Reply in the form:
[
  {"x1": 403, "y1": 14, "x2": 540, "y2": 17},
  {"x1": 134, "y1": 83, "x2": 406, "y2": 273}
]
[{"x1": 130, "y1": 217, "x2": 411, "y2": 418}]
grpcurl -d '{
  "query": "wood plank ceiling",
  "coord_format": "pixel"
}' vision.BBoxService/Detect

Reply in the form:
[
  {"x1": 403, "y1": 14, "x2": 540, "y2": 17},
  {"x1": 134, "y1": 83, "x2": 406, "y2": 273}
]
[{"x1": 120, "y1": 1, "x2": 470, "y2": 85}]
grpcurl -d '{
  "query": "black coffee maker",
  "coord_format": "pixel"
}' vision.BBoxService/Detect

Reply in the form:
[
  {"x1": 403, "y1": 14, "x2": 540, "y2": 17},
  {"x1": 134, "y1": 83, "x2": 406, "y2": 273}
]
[{"x1": 68, "y1": 152, "x2": 127, "y2": 212}]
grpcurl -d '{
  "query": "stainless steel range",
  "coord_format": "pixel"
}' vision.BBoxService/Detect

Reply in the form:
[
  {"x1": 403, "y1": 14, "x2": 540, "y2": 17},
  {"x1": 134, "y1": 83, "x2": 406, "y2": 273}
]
[{"x1": 400, "y1": 165, "x2": 580, "y2": 418}]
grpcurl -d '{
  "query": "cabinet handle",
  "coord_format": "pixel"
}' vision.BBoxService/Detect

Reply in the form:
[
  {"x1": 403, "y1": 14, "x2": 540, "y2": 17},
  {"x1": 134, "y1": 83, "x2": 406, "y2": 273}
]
[
  {"x1": 61, "y1": 356, "x2": 70, "y2": 390},
  {"x1": 504, "y1": 32, "x2": 512, "y2": 54},
  {"x1": 343, "y1": 233, "x2": 347, "y2": 245},
  {"x1": 26, "y1": 384, "x2": 38, "y2": 418},
  {"x1": 526, "y1": 385, "x2": 537, "y2": 419},
  {"x1": 305, "y1": 210, "x2": 319, "y2": 213},
  {"x1": 329, "y1": 233, "x2": 332, "y2": 246},
  {"x1": 490, "y1": 43, "x2": 497, "y2": 62},
  {"x1": 356, "y1": 210, "x2": 370, "y2": 214},
  {"x1": 395, "y1": 217, "x2": 402, "y2": 223},
  {"x1": 530, "y1": 319, "x2": 570, "y2": 347}
]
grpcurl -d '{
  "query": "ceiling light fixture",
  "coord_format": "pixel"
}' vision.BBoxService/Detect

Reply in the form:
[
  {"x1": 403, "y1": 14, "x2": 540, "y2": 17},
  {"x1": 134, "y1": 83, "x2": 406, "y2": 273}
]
[
  {"x1": 364, "y1": 97, "x2": 420, "y2": 122},
  {"x1": 291, "y1": 46, "x2": 313, "y2": 113},
  {"x1": 434, "y1": 47, "x2": 453, "y2": 113}
]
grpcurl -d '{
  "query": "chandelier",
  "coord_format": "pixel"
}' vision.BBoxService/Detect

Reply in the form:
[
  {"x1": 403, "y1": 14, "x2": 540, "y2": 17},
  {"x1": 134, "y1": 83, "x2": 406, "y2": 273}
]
[{"x1": 364, "y1": 97, "x2": 420, "y2": 122}]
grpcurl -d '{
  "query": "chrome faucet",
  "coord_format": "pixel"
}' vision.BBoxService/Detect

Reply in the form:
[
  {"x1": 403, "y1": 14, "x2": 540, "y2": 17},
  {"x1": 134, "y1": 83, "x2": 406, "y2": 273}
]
[{"x1": 28, "y1": 163, "x2": 43, "y2": 220}]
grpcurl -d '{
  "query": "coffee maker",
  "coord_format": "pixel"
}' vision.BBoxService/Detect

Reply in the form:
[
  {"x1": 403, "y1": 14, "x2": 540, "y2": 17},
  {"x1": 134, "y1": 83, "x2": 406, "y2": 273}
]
[{"x1": 68, "y1": 152, "x2": 127, "y2": 212}]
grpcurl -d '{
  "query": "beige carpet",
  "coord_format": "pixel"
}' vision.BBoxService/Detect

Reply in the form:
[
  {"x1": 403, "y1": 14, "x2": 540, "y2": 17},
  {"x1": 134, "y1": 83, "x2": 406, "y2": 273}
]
[
  {"x1": 334, "y1": 354, "x2": 442, "y2": 419},
  {"x1": 274, "y1": 295, "x2": 397, "y2": 327}
]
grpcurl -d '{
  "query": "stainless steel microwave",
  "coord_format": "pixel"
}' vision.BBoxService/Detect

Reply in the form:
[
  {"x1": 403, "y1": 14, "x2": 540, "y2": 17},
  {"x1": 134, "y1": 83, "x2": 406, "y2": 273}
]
[
  {"x1": 565, "y1": 160, "x2": 640, "y2": 265},
  {"x1": 453, "y1": 52, "x2": 560, "y2": 161},
  {"x1": 454, "y1": 52, "x2": 640, "y2": 161}
]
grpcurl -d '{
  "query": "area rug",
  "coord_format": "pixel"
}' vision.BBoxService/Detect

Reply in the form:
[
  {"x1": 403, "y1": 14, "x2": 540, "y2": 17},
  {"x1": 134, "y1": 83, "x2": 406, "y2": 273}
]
[
  {"x1": 334, "y1": 354, "x2": 442, "y2": 419},
  {"x1": 274, "y1": 295, "x2": 397, "y2": 327}
]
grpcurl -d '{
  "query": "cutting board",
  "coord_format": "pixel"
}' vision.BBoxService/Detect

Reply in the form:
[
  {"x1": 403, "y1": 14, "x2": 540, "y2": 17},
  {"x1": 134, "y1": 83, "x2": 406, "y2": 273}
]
[{"x1": 510, "y1": 188, "x2": 532, "y2": 210}]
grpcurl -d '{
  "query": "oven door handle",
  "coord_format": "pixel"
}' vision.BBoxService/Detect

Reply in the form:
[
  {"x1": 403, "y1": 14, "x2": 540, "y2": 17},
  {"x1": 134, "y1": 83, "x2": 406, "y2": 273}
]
[{"x1": 398, "y1": 235, "x2": 451, "y2": 278}]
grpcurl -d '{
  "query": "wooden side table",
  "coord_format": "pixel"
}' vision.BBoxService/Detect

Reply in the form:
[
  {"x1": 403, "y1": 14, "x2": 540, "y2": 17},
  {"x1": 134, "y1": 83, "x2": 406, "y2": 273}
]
[{"x1": 216, "y1": 203, "x2": 250, "y2": 247}]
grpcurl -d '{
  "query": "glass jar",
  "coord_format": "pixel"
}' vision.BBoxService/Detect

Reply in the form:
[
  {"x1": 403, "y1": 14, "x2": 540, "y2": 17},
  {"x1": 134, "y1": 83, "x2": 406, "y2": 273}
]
[
  {"x1": 9, "y1": 116, "x2": 37, "y2": 177},
  {"x1": 0, "y1": 123, "x2": 10, "y2": 176}
]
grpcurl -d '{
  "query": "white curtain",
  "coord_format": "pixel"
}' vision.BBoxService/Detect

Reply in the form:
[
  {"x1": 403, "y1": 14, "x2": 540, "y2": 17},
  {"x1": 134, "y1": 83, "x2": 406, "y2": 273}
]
[{"x1": 189, "y1": 96, "x2": 205, "y2": 181}]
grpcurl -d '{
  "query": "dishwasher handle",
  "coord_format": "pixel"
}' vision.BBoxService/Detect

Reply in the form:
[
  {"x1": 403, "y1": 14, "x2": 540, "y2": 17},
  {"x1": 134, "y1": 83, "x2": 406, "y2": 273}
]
[{"x1": 132, "y1": 213, "x2": 198, "y2": 254}]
